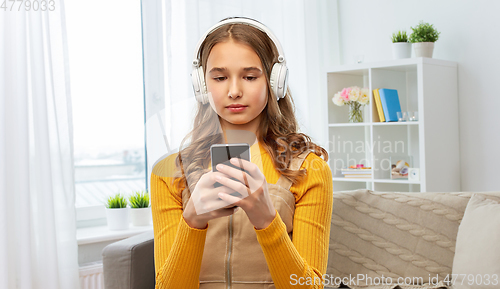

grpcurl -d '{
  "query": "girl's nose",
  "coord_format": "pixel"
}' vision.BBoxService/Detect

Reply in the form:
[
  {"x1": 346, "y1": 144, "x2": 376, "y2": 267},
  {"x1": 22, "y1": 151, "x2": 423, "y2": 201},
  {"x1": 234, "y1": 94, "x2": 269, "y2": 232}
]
[{"x1": 228, "y1": 79, "x2": 242, "y2": 99}]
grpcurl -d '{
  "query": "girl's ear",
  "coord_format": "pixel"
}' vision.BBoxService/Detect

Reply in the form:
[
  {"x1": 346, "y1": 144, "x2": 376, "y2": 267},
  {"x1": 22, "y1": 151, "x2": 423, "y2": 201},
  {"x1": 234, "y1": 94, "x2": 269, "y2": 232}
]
[{"x1": 207, "y1": 92, "x2": 218, "y2": 113}]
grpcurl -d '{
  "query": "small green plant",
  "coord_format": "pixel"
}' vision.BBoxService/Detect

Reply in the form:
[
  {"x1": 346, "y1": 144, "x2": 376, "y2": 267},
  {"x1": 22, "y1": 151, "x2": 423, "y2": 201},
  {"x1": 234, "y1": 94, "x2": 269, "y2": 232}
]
[
  {"x1": 106, "y1": 193, "x2": 128, "y2": 208},
  {"x1": 128, "y1": 190, "x2": 150, "y2": 208},
  {"x1": 409, "y1": 21, "x2": 441, "y2": 43},
  {"x1": 391, "y1": 30, "x2": 408, "y2": 43}
]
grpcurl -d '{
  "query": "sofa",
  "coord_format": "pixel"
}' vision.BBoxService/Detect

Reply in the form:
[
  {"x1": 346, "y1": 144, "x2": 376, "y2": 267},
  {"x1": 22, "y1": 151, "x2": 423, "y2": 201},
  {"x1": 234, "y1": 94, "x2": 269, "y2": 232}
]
[{"x1": 102, "y1": 189, "x2": 500, "y2": 289}]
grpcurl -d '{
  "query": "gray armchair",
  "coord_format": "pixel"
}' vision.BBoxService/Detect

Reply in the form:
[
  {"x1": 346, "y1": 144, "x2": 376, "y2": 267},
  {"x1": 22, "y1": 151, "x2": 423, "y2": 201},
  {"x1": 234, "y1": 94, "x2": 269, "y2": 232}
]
[{"x1": 102, "y1": 230, "x2": 155, "y2": 289}]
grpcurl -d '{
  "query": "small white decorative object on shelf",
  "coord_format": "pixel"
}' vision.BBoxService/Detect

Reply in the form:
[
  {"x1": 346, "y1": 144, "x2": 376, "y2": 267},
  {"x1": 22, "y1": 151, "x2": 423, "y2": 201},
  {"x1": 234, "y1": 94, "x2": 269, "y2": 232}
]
[
  {"x1": 408, "y1": 111, "x2": 418, "y2": 121},
  {"x1": 409, "y1": 168, "x2": 420, "y2": 181}
]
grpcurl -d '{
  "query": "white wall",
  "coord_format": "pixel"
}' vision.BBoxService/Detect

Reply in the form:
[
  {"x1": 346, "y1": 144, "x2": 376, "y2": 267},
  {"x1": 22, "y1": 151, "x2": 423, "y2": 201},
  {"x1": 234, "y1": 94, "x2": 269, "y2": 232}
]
[{"x1": 335, "y1": 0, "x2": 500, "y2": 192}]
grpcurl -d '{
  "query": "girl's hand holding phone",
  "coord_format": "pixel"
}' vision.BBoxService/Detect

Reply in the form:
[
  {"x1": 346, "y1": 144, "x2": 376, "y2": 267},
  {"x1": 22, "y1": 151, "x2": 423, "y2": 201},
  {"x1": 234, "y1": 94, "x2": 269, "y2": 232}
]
[
  {"x1": 182, "y1": 170, "x2": 242, "y2": 229},
  {"x1": 215, "y1": 158, "x2": 276, "y2": 230}
]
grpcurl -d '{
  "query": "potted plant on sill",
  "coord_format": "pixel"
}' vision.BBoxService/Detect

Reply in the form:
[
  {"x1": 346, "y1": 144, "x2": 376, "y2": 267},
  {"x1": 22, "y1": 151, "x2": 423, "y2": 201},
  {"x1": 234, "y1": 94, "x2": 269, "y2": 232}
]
[
  {"x1": 409, "y1": 21, "x2": 441, "y2": 58},
  {"x1": 129, "y1": 190, "x2": 151, "y2": 226},
  {"x1": 391, "y1": 30, "x2": 411, "y2": 59},
  {"x1": 105, "y1": 193, "x2": 129, "y2": 231}
]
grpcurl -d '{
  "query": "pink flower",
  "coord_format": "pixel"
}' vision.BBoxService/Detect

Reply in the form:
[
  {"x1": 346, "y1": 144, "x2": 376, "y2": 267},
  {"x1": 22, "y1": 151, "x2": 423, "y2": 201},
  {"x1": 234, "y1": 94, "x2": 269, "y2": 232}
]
[{"x1": 340, "y1": 87, "x2": 351, "y2": 101}]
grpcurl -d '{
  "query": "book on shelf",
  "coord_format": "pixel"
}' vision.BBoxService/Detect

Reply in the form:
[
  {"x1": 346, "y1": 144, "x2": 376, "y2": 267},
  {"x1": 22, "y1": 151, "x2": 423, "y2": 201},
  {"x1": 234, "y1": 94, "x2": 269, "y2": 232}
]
[
  {"x1": 341, "y1": 168, "x2": 372, "y2": 173},
  {"x1": 341, "y1": 171, "x2": 372, "y2": 174},
  {"x1": 372, "y1": 88, "x2": 385, "y2": 122},
  {"x1": 371, "y1": 89, "x2": 380, "y2": 122},
  {"x1": 341, "y1": 167, "x2": 372, "y2": 178},
  {"x1": 378, "y1": 88, "x2": 402, "y2": 122},
  {"x1": 343, "y1": 175, "x2": 372, "y2": 178}
]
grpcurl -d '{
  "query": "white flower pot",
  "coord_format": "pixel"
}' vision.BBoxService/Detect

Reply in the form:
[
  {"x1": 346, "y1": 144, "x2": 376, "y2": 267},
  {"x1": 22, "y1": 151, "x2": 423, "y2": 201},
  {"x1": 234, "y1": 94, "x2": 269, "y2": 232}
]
[
  {"x1": 106, "y1": 208, "x2": 130, "y2": 230},
  {"x1": 392, "y1": 42, "x2": 412, "y2": 59},
  {"x1": 413, "y1": 42, "x2": 435, "y2": 58},
  {"x1": 130, "y1": 207, "x2": 152, "y2": 226}
]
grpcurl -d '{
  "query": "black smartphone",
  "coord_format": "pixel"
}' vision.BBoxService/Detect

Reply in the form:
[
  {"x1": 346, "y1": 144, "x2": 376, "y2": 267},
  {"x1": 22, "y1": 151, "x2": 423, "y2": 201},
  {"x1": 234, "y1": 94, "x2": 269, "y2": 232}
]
[{"x1": 210, "y1": 143, "x2": 251, "y2": 199}]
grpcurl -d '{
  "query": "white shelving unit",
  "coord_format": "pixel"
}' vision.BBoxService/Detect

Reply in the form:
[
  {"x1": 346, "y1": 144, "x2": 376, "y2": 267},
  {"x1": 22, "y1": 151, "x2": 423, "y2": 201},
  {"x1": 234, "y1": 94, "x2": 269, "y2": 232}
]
[{"x1": 326, "y1": 58, "x2": 460, "y2": 193}]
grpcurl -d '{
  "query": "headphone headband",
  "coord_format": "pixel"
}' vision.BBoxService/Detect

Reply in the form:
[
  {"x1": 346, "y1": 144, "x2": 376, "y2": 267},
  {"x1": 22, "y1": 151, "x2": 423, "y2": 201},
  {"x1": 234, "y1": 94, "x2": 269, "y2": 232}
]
[{"x1": 192, "y1": 17, "x2": 286, "y2": 68}]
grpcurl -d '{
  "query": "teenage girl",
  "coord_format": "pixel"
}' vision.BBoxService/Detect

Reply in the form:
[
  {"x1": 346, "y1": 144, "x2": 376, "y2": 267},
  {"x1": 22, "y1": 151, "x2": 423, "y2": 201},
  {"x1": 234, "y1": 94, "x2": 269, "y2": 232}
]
[{"x1": 151, "y1": 17, "x2": 333, "y2": 289}]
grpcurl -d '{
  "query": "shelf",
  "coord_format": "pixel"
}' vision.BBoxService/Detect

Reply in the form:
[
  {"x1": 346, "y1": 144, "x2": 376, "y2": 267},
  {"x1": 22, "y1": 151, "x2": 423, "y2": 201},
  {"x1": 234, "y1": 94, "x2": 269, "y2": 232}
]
[
  {"x1": 328, "y1": 121, "x2": 419, "y2": 127},
  {"x1": 333, "y1": 177, "x2": 373, "y2": 182},
  {"x1": 372, "y1": 121, "x2": 419, "y2": 126},
  {"x1": 374, "y1": 179, "x2": 420, "y2": 184},
  {"x1": 328, "y1": 123, "x2": 370, "y2": 127},
  {"x1": 327, "y1": 58, "x2": 460, "y2": 192},
  {"x1": 325, "y1": 57, "x2": 457, "y2": 73},
  {"x1": 333, "y1": 177, "x2": 420, "y2": 185}
]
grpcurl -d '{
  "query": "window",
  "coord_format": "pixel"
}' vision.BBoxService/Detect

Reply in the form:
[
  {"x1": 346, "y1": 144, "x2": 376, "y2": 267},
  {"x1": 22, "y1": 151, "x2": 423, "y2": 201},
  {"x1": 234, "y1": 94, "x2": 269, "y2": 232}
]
[{"x1": 65, "y1": 0, "x2": 145, "y2": 225}]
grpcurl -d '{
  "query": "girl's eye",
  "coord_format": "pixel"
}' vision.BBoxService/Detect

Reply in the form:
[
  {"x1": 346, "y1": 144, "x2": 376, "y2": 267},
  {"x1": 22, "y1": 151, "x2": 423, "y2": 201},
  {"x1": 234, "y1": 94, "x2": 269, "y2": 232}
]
[{"x1": 213, "y1": 76, "x2": 257, "y2": 82}]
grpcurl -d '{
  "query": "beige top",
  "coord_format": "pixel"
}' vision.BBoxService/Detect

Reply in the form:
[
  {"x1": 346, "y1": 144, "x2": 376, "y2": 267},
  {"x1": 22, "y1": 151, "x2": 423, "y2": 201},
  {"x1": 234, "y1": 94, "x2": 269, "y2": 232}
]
[{"x1": 181, "y1": 150, "x2": 311, "y2": 288}]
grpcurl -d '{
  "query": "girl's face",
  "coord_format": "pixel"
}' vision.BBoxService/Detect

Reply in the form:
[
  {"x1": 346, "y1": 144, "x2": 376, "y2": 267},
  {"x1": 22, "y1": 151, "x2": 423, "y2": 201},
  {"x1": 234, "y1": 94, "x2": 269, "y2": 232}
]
[{"x1": 205, "y1": 40, "x2": 268, "y2": 134}]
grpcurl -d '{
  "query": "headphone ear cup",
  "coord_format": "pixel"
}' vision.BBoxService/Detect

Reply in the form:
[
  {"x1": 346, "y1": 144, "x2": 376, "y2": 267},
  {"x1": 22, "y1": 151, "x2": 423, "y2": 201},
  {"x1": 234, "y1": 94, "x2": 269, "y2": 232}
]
[
  {"x1": 270, "y1": 63, "x2": 288, "y2": 101},
  {"x1": 191, "y1": 66, "x2": 208, "y2": 104},
  {"x1": 270, "y1": 64, "x2": 279, "y2": 101},
  {"x1": 198, "y1": 66, "x2": 208, "y2": 103}
]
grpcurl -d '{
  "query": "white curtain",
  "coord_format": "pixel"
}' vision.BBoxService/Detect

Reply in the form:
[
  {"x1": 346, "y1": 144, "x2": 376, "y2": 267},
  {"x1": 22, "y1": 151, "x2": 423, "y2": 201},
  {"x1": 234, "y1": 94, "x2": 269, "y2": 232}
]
[
  {"x1": 0, "y1": 1, "x2": 81, "y2": 289},
  {"x1": 142, "y1": 0, "x2": 340, "y2": 188}
]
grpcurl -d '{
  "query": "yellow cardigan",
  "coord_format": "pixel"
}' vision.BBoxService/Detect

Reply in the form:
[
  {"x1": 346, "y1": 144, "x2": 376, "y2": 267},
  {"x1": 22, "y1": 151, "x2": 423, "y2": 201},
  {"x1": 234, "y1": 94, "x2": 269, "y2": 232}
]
[{"x1": 151, "y1": 142, "x2": 333, "y2": 288}]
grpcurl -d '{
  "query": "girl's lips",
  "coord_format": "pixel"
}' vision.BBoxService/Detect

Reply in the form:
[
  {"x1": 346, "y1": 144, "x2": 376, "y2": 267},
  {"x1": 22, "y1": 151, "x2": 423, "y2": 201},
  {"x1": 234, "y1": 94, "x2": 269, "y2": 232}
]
[{"x1": 227, "y1": 106, "x2": 247, "y2": 112}]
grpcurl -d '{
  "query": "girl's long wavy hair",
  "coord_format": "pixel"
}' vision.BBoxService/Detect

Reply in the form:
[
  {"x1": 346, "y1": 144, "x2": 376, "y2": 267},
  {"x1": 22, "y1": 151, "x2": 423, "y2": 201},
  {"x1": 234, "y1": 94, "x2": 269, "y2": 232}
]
[{"x1": 174, "y1": 21, "x2": 328, "y2": 194}]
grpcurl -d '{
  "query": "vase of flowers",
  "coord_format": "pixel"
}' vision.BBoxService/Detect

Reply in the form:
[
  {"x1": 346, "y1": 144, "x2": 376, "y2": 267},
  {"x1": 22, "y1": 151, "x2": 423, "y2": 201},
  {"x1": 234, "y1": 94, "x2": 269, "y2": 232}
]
[{"x1": 332, "y1": 86, "x2": 370, "y2": 123}]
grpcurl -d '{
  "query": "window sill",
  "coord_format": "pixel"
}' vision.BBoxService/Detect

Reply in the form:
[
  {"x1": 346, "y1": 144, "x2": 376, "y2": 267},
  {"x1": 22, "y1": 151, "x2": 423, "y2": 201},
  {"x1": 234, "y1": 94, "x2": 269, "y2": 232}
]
[{"x1": 77, "y1": 224, "x2": 153, "y2": 245}]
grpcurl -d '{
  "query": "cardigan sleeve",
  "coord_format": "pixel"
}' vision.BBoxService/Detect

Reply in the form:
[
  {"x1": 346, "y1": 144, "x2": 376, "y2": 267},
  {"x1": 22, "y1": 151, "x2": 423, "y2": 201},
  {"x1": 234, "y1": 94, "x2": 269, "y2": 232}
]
[
  {"x1": 254, "y1": 152, "x2": 333, "y2": 288},
  {"x1": 151, "y1": 154, "x2": 207, "y2": 289}
]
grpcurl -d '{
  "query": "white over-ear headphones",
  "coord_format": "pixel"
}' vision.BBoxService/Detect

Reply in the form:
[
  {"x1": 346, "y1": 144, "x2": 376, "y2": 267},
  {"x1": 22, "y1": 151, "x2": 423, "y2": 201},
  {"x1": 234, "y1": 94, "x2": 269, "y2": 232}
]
[{"x1": 191, "y1": 17, "x2": 289, "y2": 104}]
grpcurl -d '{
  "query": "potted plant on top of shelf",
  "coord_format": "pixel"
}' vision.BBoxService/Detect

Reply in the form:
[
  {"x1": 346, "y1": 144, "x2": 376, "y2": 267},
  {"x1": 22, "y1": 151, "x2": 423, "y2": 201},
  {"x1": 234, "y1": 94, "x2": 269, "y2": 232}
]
[
  {"x1": 409, "y1": 21, "x2": 441, "y2": 58},
  {"x1": 129, "y1": 190, "x2": 151, "y2": 226},
  {"x1": 105, "y1": 192, "x2": 129, "y2": 231},
  {"x1": 391, "y1": 30, "x2": 411, "y2": 59}
]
